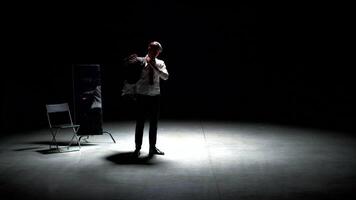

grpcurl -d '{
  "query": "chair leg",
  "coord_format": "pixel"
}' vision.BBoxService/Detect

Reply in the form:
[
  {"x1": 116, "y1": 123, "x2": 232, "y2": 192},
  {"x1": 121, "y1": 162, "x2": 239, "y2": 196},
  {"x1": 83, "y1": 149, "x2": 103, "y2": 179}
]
[
  {"x1": 50, "y1": 129, "x2": 59, "y2": 150},
  {"x1": 68, "y1": 134, "x2": 76, "y2": 147},
  {"x1": 67, "y1": 126, "x2": 81, "y2": 150},
  {"x1": 68, "y1": 134, "x2": 81, "y2": 150}
]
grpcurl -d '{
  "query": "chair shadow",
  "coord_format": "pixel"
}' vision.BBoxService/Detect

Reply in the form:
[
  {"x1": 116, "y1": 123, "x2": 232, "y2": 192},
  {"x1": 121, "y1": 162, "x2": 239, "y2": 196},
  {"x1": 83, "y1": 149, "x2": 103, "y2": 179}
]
[
  {"x1": 36, "y1": 148, "x2": 80, "y2": 154},
  {"x1": 12, "y1": 141, "x2": 99, "y2": 154},
  {"x1": 29, "y1": 141, "x2": 99, "y2": 147},
  {"x1": 106, "y1": 152, "x2": 155, "y2": 165},
  {"x1": 13, "y1": 147, "x2": 43, "y2": 151}
]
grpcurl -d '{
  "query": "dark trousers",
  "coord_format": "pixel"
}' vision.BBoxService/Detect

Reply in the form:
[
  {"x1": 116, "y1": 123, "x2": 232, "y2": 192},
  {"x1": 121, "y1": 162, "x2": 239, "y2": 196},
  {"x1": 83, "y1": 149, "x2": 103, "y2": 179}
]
[{"x1": 135, "y1": 95, "x2": 160, "y2": 150}]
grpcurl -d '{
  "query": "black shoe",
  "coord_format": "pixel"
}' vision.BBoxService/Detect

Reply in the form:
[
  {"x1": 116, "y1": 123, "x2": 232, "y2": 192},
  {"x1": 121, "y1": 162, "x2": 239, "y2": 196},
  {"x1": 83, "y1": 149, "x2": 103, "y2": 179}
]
[
  {"x1": 132, "y1": 149, "x2": 140, "y2": 157},
  {"x1": 149, "y1": 147, "x2": 165, "y2": 156}
]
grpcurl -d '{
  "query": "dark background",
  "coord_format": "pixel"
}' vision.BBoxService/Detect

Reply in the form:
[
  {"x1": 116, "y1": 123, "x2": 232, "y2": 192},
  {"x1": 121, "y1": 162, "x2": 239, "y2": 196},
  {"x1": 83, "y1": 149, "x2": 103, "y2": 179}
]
[{"x1": 1, "y1": 2, "x2": 354, "y2": 134}]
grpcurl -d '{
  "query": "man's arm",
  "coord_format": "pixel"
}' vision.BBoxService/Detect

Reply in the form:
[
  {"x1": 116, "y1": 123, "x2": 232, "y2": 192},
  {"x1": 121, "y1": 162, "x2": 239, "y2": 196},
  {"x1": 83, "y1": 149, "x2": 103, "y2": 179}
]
[
  {"x1": 124, "y1": 54, "x2": 138, "y2": 64},
  {"x1": 146, "y1": 60, "x2": 169, "y2": 80}
]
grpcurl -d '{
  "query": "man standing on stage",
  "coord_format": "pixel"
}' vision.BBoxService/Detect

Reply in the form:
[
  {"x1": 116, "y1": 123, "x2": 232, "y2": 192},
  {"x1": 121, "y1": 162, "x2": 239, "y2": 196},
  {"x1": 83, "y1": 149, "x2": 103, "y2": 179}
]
[{"x1": 122, "y1": 41, "x2": 169, "y2": 157}]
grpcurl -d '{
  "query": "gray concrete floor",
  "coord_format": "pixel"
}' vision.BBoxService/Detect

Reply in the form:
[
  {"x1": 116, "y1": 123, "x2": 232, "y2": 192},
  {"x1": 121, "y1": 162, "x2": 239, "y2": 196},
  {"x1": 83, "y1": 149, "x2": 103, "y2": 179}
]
[{"x1": 1, "y1": 120, "x2": 356, "y2": 200}]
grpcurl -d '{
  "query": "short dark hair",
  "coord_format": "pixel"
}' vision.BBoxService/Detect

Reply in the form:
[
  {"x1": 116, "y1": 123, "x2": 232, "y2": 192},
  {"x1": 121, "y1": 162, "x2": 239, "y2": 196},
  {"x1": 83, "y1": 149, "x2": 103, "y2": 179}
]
[{"x1": 148, "y1": 41, "x2": 163, "y2": 52}]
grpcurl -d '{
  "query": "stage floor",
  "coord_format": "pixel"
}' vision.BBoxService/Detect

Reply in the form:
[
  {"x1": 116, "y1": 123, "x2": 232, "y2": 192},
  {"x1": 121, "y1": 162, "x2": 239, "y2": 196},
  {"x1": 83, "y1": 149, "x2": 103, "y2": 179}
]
[{"x1": 1, "y1": 120, "x2": 356, "y2": 200}]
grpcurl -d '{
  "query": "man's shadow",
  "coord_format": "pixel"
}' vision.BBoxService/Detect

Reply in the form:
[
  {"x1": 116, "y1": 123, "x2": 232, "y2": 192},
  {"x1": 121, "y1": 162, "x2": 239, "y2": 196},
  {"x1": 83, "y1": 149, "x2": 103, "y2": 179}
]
[{"x1": 106, "y1": 152, "x2": 156, "y2": 165}]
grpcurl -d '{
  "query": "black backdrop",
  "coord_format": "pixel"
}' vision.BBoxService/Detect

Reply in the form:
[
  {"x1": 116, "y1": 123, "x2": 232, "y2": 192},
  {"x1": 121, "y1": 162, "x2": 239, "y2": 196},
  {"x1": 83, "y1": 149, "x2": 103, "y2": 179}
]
[{"x1": 1, "y1": 2, "x2": 354, "y2": 134}]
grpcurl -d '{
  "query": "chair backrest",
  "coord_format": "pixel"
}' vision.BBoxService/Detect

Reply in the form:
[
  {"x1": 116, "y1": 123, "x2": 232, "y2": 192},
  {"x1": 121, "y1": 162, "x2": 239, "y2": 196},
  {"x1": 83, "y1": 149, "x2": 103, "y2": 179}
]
[
  {"x1": 46, "y1": 103, "x2": 73, "y2": 128},
  {"x1": 46, "y1": 103, "x2": 70, "y2": 113}
]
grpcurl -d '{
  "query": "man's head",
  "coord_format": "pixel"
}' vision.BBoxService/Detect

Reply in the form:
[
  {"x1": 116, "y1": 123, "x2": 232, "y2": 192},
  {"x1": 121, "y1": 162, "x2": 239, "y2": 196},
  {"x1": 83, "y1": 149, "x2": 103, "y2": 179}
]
[{"x1": 148, "y1": 41, "x2": 163, "y2": 58}]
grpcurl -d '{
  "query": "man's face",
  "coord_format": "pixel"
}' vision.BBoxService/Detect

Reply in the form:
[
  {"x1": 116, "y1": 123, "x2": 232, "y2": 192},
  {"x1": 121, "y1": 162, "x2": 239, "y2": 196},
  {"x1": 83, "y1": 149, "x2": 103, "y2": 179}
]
[{"x1": 148, "y1": 48, "x2": 161, "y2": 58}]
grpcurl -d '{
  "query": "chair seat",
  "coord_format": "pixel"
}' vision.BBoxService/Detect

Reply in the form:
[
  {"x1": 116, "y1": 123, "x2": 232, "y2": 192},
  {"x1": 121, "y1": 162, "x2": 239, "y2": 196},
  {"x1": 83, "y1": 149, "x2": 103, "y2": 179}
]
[{"x1": 52, "y1": 124, "x2": 80, "y2": 129}]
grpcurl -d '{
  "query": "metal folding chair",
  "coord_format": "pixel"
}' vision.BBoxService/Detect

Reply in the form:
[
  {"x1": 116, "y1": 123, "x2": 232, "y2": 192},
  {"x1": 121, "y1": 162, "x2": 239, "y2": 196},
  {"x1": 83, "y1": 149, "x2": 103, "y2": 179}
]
[{"x1": 46, "y1": 103, "x2": 81, "y2": 150}]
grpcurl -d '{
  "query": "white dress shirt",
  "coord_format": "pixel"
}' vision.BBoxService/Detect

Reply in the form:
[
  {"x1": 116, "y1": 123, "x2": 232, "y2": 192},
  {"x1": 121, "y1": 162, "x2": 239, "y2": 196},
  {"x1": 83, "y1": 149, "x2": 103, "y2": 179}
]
[{"x1": 122, "y1": 55, "x2": 169, "y2": 96}]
